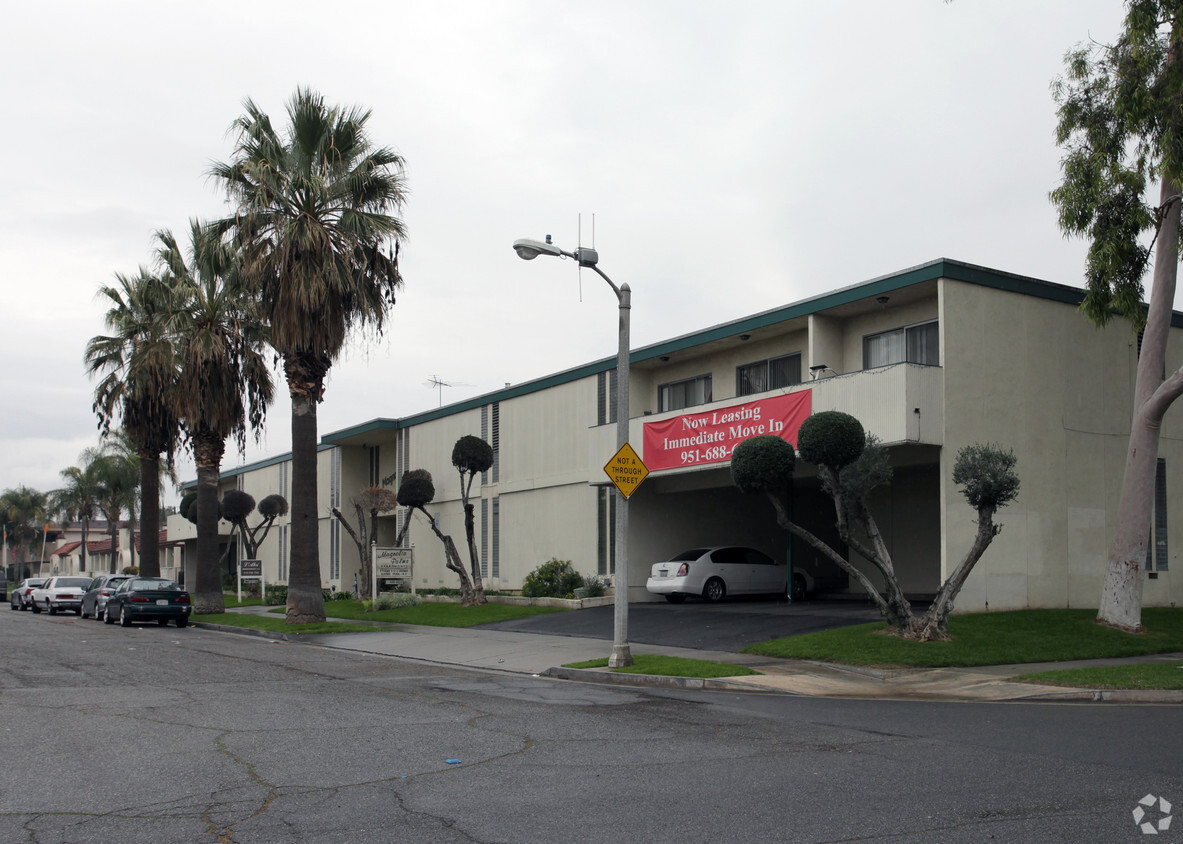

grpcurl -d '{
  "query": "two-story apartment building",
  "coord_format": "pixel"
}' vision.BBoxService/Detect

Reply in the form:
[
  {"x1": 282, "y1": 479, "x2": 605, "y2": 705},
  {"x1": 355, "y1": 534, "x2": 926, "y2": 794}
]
[{"x1": 170, "y1": 258, "x2": 1183, "y2": 611}]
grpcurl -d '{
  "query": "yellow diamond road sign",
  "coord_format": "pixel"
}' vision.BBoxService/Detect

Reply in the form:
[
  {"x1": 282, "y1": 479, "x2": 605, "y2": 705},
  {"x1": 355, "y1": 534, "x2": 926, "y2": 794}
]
[{"x1": 604, "y1": 442, "x2": 649, "y2": 499}]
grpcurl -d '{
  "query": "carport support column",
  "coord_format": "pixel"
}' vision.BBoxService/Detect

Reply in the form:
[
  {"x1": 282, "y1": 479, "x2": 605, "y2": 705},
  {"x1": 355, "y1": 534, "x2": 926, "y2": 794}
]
[{"x1": 609, "y1": 282, "x2": 633, "y2": 669}]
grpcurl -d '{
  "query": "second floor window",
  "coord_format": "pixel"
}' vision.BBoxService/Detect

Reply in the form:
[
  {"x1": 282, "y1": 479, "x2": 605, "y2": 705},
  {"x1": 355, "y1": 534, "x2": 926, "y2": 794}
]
[
  {"x1": 864, "y1": 320, "x2": 939, "y2": 369},
  {"x1": 659, "y1": 374, "x2": 712, "y2": 412},
  {"x1": 737, "y1": 353, "x2": 801, "y2": 396}
]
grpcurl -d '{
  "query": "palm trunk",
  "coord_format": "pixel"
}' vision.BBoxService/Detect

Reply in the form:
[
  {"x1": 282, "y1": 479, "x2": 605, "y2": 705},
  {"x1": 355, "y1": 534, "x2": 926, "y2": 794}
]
[
  {"x1": 1097, "y1": 177, "x2": 1183, "y2": 631},
  {"x1": 139, "y1": 453, "x2": 161, "y2": 577},
  {"x1": 286, "y1": 365, "x2": 327, "y2": 624},
  {"x1": 192, "y1": 433, "x2": 225, "y2": 614}
]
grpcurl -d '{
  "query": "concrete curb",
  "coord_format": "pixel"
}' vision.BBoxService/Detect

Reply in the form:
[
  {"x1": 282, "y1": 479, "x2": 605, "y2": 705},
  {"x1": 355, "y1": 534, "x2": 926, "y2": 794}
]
[{"x1": 540, "y1": 666, "x2": 791, "y2": 694}]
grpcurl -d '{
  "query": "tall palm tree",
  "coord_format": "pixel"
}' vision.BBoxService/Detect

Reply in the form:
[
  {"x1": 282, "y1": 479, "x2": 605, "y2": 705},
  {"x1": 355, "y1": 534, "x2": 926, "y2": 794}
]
[
  {"x1": 156, "y1": 221, "x2": 273, "y2": 613},
  {"x1": 84, "y1": 442, "x2": 140, "y2": 574},
  {"x1": 211, "y1": 88, "x2": 408, "y2": 624},
  {"x1": 52, "y1": 457, "x2": 104, "y2": 574},
  {"x1": 86, "y1": 268, "x2": 182, "y2": 577}
]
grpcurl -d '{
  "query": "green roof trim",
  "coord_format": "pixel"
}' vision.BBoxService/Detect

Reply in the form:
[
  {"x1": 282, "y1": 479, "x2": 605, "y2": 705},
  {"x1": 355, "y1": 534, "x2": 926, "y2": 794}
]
[{"x1": 320, "y1": 258, "x2": 1181, "y2": 443}]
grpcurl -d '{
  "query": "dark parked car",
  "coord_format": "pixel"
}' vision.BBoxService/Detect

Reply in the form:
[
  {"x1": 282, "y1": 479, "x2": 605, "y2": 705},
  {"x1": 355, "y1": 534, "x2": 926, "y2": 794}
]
[
  {"x1": 10, "y1": 578, "x2": 48, "y2": 611},
  {"x1": 103, "y1": 577, "x2": 192, "y2": 627},
  {"x1": 81, "y1": 574, "x2": 132, "y2": 620}
]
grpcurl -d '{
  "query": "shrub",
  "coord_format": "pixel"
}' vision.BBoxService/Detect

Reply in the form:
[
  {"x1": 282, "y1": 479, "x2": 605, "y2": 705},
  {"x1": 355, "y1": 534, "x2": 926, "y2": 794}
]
[
  {"x1": 264, "y1": 585, "x2": 288, "y2": 605},
  {"x1": 730, "y1": 435, "x2": 796, "y2": 494},
  {"x1": 373, "y1": 592, "x2": 422, "y2": 610},
  {"x1": 580, "y1": 575, "x2": 607, "y2": 598},
  {"x1": 522, "y1": 558, "x2": 584, "y2": 598},
  {"x1": 122, "y1": 566, "x2": 139, "y2": 575},
  {"x1": 797, "y1": 411, "x2": 865, "y2": 470}
]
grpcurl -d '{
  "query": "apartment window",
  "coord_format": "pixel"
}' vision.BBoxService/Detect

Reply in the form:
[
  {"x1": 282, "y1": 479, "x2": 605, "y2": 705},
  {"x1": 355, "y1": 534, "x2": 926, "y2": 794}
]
[
  {"x1": 658, "y1": 374, "x2": 712, "y2": 413},
  {"x1": 597, "y1": 487, "x2": 616, "y2": 576},
  {"x1": 597, "y1": 369, "x2": 618, "y2": 425},
  {"x1": 1148, "y1": 458, "x2": 1169, "y2": 572},
  {"x1": 331, "y1": 448, "x2": 342, "y2": 509},
  {"x1": 481, "y1": 403, "x2": 501, "y2": 484},
  {"x1": 737, "y1": 353, "x2": 802, "y2": 396},
  {"x1": 864, "y1": 320, "x2": 938, "y2": 369},
  {"x1": 329, "y1": 518, "x2": 340, "y2": 581},
  {"x1": 368, "y1": 445, "x2": 381, "y2": 487}
]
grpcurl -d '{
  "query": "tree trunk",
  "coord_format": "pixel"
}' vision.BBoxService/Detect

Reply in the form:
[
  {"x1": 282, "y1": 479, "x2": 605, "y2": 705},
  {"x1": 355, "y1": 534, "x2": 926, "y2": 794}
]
[
  {"x1": 1097, "y1": 177, "x2": 1183, "y2": 632},
  {"x1": 192, "y1": 433, "x2": 225, "y2": 614},
  {"x1": 463, "y1": 502, "x2": 487, "y2": 604},
  {"x1": 764, "y1": 491, "x2": 912, "y2": 631},
  {"x1": 285, "y1": 358, "x2": 328, "y2": 624},
  {"x1": 138, "y1": 453, "x2": 161, "y2": 578},
  {"x1": 910, "y1": 505, "x2": 1001, "y2": 642},
  {"x1": 331, "y1": 504, "x2": 370, "y2": 598},
  {"x1": 417, "y1": 506, "x2": 476, "y2": 606}
]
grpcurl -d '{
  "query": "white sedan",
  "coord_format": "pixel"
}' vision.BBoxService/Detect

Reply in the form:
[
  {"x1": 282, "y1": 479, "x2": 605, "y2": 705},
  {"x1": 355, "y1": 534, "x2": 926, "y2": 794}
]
[
  {"x1": 30, "y1": 576, "x2": 92, "y2": 615},
  {"x1": 646, "y1": 546, "x2": 790, "y2": 603}
]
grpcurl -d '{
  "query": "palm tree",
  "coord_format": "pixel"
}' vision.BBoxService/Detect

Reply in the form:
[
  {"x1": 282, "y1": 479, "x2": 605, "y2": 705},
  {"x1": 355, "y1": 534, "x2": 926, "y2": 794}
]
[
  {"x1": 211, "y1": 88, "x2": 408, "y2": 624},
  {"x1": 84, "y1": 443, "x2": 140, "y2": 574},
  {"x1": 86, "y1": 267, "x2": 182, "y2": 577},
  {"x1": 155, "y1": 221, "x2": 273, "y2": 613},
  {"x1": 52, "y1": 457, "x2": 105, "y2": 574},
  {"x1": 0, "y1": 486, "x2": 49, "y2": 576}
]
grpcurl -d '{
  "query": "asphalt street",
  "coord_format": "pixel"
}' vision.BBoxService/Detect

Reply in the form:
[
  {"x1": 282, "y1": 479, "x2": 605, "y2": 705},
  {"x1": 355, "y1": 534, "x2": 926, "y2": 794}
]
[{"x1": 4, "y1": 605, "x2": 1182, "y2": 842}]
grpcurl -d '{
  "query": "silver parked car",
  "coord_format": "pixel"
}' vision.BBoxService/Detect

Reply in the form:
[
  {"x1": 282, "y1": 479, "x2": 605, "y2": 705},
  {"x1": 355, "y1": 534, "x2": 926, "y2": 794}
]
[
  {"x1": 11, "y1": 577, "x2": 48, "y2": 611},
  {"x1": 80, "y1": 574, "x2": 133, "y2": 620},
  {"x1": 646, "y1": 546, "x2": 796, "y2": 603}
]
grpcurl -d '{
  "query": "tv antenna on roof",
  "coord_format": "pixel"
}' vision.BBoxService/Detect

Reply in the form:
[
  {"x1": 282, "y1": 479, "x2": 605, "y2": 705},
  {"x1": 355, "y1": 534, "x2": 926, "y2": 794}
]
[{"x1": 425, "y1": 375, "x2": 473, "y2": 407}]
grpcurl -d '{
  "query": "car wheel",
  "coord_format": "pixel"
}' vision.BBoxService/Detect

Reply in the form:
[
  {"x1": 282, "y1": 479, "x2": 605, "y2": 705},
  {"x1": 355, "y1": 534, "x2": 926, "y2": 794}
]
[
  {"x1": 176, "y1": 617, "x2": 188, "y2": 628},
  {"x1": 103, "y1": 605, "x2": 114, "y2": 625},
  {"x1": 31, "y1": 600, "x2": 41, "y2": 613},
  {"x1": 791, "y1": 574, "x2": 807, "y2": 602},
  {"x1": 80, "y1": 604, "x2": 89, "y2": 619},
  {"x1": 120, "y1": 605, "x2": 131, "y2": 627},
  {"x1": 702, "y1": 577, "x2": 726, "y2": 603},
  {"x1": 665, "y1": 594, "x2": 687, "y2": 604},
  {"x1": 48, "y1": 602, "x2": 57, "y2": 615}
]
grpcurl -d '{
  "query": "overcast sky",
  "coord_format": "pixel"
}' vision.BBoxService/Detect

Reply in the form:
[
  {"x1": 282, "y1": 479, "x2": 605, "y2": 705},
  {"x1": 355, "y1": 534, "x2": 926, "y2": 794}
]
[{"x1": 0, "y1": 0, "x2": 1128, "y2": 504}]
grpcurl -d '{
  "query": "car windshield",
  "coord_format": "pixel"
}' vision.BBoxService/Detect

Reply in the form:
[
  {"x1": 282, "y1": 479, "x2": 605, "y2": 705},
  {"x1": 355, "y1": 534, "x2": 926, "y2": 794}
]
[
  {"x1": 670, "y1": 549, "x2": 710, "y2": 561},
  {"x1": 58, "y1": 578, "x2": 91, "y2": 588}
]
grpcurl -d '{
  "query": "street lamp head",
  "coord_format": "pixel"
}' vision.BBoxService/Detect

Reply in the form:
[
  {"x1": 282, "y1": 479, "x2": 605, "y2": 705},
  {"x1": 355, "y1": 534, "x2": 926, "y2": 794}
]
[{"x1": 513, "y1": 238, "x2": 563, "y2": 261}]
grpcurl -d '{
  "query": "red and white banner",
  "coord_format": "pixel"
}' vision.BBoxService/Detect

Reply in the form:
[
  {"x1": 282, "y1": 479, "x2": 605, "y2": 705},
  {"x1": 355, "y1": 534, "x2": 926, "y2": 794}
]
[{"x1": 642, "y1": 390, "x2": 812, "y2": 471}]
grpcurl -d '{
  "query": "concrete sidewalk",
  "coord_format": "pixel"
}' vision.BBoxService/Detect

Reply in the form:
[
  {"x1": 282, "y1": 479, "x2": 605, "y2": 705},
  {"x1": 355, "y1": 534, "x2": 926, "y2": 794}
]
[{"x1": 200, "y1": 608, "x2": 1183, "y2": 703}]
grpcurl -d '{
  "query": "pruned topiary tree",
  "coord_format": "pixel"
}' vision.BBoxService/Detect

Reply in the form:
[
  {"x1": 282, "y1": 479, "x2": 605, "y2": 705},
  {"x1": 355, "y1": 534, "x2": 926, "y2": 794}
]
[
  {"x1": 452, "y1": 435, "x2": 494, "y2": 605},
  {"x1": 332, "y1": 486, "x2": 398, "y2": 598},
  {"x1": 222, "y1": 490, "x2": 288, "y2": 561},
  {"x1": 393, "y1": 469, "x2": 480, "y2": 606},
  {"x1": 732, "y1": 412, "x2": 1020, "y2": 641}
]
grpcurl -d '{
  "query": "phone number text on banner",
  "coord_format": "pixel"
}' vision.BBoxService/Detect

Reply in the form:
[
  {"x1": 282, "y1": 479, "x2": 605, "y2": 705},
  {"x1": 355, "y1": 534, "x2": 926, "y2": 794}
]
[{"x1": 641, "y1": 390, "x2": 812, "y2": 471}]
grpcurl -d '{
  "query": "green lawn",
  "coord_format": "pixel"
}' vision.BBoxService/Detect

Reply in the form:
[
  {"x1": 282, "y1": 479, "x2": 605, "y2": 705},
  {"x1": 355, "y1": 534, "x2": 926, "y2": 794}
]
[
  {"x1": 742, "y1": 608, "x2": 1183, "y2": 668},
  {"x1": 565, "y1": 654, "x2": 761, "y2": 678},
  {"x1": 1015, "y1": 662, "x2": 1183, "y2": 690}
]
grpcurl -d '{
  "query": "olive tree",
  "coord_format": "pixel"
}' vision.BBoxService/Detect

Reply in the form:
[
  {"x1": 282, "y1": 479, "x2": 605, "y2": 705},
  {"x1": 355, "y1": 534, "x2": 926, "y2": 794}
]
[
  {"x1": 331, "y1": 486, "x2": 398, "y2": 598},
  {"x1": 393, "y1": 470, "x2": 480, "y2": 606},
  {"x1": 731, "y1": 412, "x2": 1019, "y2": 641},
  {"x1": 452, "y1": 435, "x2": 494, "y2": 605}
]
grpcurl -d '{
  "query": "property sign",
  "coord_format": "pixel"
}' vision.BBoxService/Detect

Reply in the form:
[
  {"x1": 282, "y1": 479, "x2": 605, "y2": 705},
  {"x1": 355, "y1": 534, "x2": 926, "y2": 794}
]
[
  {"x1": 641, "y1": 390, "x2": 812, "y2": 471},
  {"x1": 603, "y1": 442, "x2": 649, "y2": 499},
  {"x1": 239, "y1": 559, "x2": 263, "y2": 578},
  {"x1": 374, "y1": 547, "x2": 413, "y2": 579}
]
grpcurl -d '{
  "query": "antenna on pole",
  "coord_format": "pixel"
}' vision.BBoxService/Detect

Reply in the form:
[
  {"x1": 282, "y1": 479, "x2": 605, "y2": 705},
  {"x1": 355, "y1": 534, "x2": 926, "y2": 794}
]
[{"x1": 424, "y1": 376, "x2": 474, "y2": 407}]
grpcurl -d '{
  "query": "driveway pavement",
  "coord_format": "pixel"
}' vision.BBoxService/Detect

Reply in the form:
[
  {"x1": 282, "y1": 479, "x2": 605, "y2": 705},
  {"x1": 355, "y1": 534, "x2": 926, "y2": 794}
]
[{"x1": 476, "y1": 596, "x2": 883, "y2": 651}]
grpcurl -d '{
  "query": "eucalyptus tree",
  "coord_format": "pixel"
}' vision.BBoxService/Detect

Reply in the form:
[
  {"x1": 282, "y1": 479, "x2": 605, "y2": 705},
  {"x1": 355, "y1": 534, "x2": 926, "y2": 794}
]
[
  {"x1": 86, "y1": 267, "x2": 182, "y2": 576},
  {"x1": 211, "y1": 88, "x2": 408, "y2": 624},
  {"x1": 1052, "y1": 1, "x2": 1183, "y2": 631},
  {"x1": 156, "y1": 221, "x2": 273, "y2": 613}
]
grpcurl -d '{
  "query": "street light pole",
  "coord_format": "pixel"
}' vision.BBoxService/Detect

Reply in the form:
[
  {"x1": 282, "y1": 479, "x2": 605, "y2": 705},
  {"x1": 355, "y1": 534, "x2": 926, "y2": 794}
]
[{"x1": 513, "y1": 237, "x2": 633, "y2": 667}]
